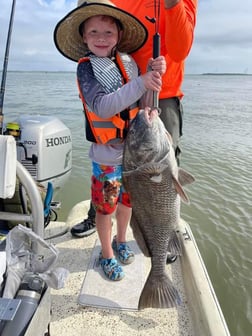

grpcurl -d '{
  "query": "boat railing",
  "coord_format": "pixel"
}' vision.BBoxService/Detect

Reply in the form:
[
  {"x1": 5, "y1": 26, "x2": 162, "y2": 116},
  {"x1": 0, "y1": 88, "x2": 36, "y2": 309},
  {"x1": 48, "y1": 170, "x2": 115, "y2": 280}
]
[{"x1": 0, "y1": 160, "x2": 44, "y2": 239}]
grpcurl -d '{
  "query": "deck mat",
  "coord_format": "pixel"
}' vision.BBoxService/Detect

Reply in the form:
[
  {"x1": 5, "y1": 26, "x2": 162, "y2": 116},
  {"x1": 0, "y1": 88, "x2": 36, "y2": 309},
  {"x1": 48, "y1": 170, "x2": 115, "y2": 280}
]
[{"x1": 78, "y1": 239, "x2": 146, "y2": 310}]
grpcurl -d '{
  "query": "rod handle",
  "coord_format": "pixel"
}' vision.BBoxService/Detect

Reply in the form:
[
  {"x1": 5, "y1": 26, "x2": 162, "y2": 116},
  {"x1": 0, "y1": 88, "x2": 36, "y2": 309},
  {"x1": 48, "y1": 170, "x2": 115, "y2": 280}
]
[{"x1": 153, "y1": 33, "x2": 161, "y2": 108}]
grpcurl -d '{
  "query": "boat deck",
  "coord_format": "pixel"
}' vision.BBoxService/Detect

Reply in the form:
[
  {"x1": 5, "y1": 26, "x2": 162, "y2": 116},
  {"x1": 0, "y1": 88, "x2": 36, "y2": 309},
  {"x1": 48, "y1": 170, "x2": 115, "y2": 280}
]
[{"x1": 45, "y1": 201, "x2": 195, "y2": 336}]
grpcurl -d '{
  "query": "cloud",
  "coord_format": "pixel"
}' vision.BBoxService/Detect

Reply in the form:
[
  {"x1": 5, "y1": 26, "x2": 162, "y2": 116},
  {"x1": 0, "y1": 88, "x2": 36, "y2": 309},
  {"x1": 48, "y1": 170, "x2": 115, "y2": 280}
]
[
  {"x1": 0, "y1": 0, "x2": 76, "y2": 72},
  {"x1": 186, "y1": 0, "x2": 252, "y2": 73},
  {"x1": 0, "y1": 0, "x2": 252, "y2": 73}
]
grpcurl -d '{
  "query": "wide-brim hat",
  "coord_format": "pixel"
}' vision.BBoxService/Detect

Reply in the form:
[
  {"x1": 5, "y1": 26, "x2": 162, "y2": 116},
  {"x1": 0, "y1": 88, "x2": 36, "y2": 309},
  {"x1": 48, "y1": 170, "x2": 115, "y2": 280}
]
[{"x1": 54, "y1": 0, "x2": 148, "y2": 62}]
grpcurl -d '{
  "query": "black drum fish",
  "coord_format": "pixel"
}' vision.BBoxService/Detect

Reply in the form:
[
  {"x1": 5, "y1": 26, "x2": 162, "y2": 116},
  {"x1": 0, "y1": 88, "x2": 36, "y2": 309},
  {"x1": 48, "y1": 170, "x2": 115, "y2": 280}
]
[{"x1": 123, "y1": 107, "x2": 195, "y2": 309}]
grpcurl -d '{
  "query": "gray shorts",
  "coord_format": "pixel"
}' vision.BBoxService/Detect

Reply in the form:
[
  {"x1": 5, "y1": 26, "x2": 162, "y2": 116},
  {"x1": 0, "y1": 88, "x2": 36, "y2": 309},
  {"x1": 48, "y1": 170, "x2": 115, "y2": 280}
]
[{"x1": 159, "y1": 97, "x2": 183, "y2": 164}]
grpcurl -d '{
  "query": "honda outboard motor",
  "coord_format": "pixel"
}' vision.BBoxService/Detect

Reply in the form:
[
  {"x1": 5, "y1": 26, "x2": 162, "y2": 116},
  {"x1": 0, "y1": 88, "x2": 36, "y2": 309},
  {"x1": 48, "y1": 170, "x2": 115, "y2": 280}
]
[
  {"x1": 15, "y1": 115, "x2": 72, "y2": 193},
  {"x1": 2, "y1": 115, "x2": 72, "y2": 226}
]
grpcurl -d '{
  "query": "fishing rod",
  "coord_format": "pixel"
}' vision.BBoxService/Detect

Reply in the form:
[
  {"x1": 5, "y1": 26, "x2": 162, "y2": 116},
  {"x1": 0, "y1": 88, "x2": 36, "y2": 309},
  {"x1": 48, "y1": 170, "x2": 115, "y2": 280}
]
[
  {"x1": 0, "y1": 0, "x2": 16, "y2": 134},
  {"x1": 146, "y1": 0, "x2": 161, "y2": 109}
]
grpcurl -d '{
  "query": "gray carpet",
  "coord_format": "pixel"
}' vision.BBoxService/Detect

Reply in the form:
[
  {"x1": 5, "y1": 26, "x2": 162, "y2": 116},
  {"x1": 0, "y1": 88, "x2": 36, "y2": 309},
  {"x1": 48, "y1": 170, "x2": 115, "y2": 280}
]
[{"x1": 78, "y1": 239, "x2": 146, "y2": 310}]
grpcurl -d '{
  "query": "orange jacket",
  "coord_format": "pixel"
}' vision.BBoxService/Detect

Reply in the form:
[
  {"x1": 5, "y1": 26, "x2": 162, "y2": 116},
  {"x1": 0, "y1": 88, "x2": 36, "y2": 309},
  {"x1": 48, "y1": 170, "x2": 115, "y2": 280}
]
[
  {"x1": 112, "y1": 0, "x2": 197, "y2": 98},
  {"x1": 77, "y1": 54, "x2": 139, "y2": 145}
]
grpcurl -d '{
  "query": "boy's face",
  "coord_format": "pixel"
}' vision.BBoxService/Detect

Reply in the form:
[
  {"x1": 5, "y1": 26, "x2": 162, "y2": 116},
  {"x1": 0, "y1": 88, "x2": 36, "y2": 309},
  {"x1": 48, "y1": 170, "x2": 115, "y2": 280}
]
[{"x1": 83, "y1": 15, "x2": 122, "y2": 57}]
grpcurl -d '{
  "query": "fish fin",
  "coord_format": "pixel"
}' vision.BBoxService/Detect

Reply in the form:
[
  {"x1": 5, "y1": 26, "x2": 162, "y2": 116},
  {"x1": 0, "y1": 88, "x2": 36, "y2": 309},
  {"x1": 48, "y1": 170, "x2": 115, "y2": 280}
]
[
  {"x1": 168, "y1": 230, "x2": 182, "y2": 256},
  {"x1": 122, "y1": 170, "x2": 134, "y2": 177},
  {"x1": 123, "y1": 163, "x2": 166, "y2": 180},
  {"x1": 141, "y1": 163, "x2": 167, "y2": 185},
  {"x1": 130, "y1": 215, "x2": 151, "y2": 257},
  {"x1": 139, "y1": 163, "x2": 167, "y2": 175},
  {"x1": 150, "y1": 174, "x2": 162, "y2": 183},
  {"x1": 165, "y1": 131, "x2": 173, "y2": 144},
  {"x1": 178, "y1": 168, "x2": 195, "y2": 186},
  {"x1": 138, "y1": 270, "x2": 181, "y2": 309},
  {"x1": 172, "y1": 175, "x2": 190, "y2": 204}
]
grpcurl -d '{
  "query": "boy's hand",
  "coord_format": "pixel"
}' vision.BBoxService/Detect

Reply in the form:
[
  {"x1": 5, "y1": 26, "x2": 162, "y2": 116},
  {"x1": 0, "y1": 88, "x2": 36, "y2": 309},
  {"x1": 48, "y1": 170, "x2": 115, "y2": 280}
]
[
  {"x1": 141, "y1": 71, "x2": 162, "y2": 92},
  {"x1": 148, "y1": 56, "x2": 166, "y2": 76}
]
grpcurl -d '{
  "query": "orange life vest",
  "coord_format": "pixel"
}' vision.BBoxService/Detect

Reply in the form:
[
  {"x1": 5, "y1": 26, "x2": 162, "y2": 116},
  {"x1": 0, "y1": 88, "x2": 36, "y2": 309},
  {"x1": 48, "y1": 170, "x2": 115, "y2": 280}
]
[{"x1": 77, "y1": 52, "x2": 139, "y2": 145}]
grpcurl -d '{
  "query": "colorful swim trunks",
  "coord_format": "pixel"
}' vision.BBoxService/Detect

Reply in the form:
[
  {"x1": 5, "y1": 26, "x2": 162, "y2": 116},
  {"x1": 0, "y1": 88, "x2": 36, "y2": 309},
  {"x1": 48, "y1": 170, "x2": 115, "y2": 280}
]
[{"x1": 91, "y1": 162, "x2": 131, "y2": 215}]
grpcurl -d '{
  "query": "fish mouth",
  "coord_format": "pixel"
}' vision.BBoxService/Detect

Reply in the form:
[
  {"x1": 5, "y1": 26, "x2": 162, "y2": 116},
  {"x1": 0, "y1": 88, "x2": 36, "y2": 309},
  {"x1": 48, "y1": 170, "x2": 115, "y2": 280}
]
[{"x1": 143, "y1": 108, "x2": 159, "y2": 126}]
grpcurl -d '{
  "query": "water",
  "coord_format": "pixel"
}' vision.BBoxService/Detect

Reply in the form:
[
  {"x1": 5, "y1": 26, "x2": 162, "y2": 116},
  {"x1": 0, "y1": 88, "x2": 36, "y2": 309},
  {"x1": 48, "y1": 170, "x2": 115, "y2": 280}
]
[{"x1": 2, "y1": 72, "x2": 252, "y2": 336}]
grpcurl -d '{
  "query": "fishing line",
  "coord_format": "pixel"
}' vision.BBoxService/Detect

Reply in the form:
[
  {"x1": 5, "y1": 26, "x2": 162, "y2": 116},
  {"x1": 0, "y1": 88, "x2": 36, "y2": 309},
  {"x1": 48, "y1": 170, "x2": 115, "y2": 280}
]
[{"x1": 145, "y1": 0, "x2": 161, "y2": 109}]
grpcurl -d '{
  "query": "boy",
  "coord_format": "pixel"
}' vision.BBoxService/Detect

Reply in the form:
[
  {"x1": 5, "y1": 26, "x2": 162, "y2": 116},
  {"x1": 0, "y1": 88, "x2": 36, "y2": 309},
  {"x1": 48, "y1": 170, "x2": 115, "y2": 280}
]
[{"x1": 54, "y1": 0, "x2": 165, "y2": 280}]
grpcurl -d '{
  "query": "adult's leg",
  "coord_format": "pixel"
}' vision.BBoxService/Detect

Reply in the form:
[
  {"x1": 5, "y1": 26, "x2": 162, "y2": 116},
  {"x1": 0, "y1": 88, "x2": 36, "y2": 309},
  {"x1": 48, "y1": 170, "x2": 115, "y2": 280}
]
[
  {"x1": 70, "y1": 200, "x2": 96, "y2": 237},
  {"x1": 159, "y1": 97, "x2": 183, "y2": 165}
]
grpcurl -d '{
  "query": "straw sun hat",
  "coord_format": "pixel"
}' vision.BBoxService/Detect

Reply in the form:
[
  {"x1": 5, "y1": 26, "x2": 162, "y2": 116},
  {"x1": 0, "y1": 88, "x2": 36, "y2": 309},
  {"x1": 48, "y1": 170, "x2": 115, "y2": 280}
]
[{"x1": 54, "y1": 0, "x2": 148, "y2": 62}]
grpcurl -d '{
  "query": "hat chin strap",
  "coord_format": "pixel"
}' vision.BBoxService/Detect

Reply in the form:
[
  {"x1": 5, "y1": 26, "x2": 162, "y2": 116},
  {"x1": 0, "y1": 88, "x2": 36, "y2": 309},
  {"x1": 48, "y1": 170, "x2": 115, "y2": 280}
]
[
  {"x1": 110, "y1": 45, "x2": 118, "y2": 59},
  {"x1": 109, "y1": 28, "x2": 123, "y2": 58},
  {"x1": 107, "y1": 25, "x2": 122, "y2": 59}
]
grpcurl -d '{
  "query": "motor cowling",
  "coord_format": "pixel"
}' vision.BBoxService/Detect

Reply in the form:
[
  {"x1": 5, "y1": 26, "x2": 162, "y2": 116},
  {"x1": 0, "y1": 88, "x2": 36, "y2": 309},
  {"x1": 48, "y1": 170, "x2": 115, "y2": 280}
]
[{"x1": 15, "y1": 115, "x2": 72, "y2": 193}]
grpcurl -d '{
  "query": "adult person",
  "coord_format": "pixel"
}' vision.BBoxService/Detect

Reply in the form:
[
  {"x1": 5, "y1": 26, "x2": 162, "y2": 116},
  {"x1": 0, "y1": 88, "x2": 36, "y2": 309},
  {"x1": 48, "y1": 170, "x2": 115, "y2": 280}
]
[
  {"x1": 54, "y1": 0, "x2": 165, "y2": 280},
  {"x1": 70, "y1": 0, "x2": 198, "y2": 256}
]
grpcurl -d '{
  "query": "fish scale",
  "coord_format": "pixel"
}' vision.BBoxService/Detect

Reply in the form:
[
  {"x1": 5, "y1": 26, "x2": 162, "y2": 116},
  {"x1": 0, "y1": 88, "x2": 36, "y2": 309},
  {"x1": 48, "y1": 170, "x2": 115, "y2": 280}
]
[{"x1": 123, "y1": 108, "x2": 195, "y2": 309}]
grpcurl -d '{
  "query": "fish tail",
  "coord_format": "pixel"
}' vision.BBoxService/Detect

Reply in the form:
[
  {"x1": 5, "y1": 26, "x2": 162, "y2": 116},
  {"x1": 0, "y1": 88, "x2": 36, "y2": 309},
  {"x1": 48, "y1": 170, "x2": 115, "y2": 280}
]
[
  {"x1": 168, "y1": 230, "x2": 182, "y2": 256},
  {"x1": 138, "y1": 271, "x2": 182, "y2": 309}
]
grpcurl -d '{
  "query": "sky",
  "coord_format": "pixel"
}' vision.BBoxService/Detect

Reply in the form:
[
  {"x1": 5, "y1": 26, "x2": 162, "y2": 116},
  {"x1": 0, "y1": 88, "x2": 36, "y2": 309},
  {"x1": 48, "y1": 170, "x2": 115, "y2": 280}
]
[{"x1": 0, "y1": 0, "x2": 251, "y2": 74}]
